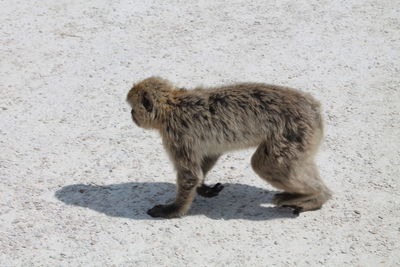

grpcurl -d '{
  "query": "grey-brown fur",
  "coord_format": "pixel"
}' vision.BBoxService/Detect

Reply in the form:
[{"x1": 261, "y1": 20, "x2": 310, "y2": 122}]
[{"x1": 126, "y1": 77, "x2": 331, "y2": 218}]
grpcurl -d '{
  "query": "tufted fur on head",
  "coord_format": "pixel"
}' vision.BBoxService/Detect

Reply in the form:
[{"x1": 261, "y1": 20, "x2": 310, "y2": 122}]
[{"x1": 126, "y1": 77, "x2": 181, "y2": 129}]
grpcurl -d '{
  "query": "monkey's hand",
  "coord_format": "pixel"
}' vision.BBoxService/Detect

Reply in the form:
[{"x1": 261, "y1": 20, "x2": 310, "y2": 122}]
[
  {"x1": 196, "y1": 183, "x2": 224, "y2": 198},
  {"x1": 147, "y1": 204, "x2": 183, "y2": 218}
]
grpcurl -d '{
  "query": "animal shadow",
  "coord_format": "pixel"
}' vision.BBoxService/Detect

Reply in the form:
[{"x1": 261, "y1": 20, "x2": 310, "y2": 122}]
[{"x1": 55, "y1": 182, "x2": 297, "y2": 220}]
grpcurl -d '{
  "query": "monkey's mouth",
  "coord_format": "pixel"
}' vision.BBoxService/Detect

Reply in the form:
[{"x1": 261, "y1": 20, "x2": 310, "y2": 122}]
[
  {"x1": 132, "y1": 116, "x2": 139, "y2": 125},
  {"x1": 131, "y1": 111, "x2": 140, "y2": 126}
]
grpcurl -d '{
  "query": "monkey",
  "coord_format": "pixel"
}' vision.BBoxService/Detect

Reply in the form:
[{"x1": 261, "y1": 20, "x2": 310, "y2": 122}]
[{"x1": 126, "y1": 77, "x2": 331, "y2": 218}]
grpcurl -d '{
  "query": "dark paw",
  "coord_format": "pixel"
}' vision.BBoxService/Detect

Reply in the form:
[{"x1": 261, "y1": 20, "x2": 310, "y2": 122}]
[
  {"x1": 147, "y1": 204, "x2": 180, "y2": 218},
  {"x1": 197, "y1": 183, "x2": 224, "y2": 198},
  {"x1": 282, "y1": 205, "x2": 303, "y2": 215}
]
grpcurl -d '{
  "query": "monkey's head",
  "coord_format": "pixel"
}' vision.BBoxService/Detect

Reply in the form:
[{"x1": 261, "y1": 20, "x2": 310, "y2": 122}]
[{"x1": 126, "y1": 77, "x2": 173, "y2": 129}]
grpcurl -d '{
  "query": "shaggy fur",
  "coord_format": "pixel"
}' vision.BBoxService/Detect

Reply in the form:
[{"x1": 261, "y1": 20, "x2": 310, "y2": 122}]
[{"x1": 126, "y1": 77, "x2": 331, "y2": 218}]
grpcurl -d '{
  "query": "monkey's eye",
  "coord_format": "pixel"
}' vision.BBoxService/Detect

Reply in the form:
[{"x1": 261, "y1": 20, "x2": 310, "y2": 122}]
[{"x1": 142, "y1": 92, "x2": 153, "y2": 112}]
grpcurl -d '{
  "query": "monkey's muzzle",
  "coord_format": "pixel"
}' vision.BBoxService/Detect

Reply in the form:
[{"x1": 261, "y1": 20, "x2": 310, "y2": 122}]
[{"x1": 130, "y1": 109, "x2": 139, "y2": 125}]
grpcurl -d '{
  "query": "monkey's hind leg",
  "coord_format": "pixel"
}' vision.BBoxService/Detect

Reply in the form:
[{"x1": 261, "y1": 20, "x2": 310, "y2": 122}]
[
  {"x1": 251, "y1": 143, "x2": 331, "y2": 214},
  {"x1": 270, "y1": 159, "x2": 331, "y2": 214},
  {"x1": 196, "y1": 154, "x2": 224, "y2": 198}
]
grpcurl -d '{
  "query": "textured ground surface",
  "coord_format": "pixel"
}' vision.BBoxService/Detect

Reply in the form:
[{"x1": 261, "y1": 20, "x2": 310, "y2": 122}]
[{"x1": 1, "y1": 0, "x2": 399, "y2": 266}]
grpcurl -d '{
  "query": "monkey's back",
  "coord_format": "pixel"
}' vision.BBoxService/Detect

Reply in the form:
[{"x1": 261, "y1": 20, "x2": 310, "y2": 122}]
[{"x1": 163, "y1": 83, "x2": 323, "y2": 156}]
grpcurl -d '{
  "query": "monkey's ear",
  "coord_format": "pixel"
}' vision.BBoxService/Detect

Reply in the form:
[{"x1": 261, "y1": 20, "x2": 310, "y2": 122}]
[{"x1": 142, "y1": 91, "x2": 153, "y2": 112}]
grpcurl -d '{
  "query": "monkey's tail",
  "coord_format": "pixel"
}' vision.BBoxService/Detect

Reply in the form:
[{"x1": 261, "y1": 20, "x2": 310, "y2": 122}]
[
  {"x1": 308, "y1": 95, "x2": 324, "y2": 133},
  {"x1": 315, "y1": 105, "x2": 324, "y2": 133}
]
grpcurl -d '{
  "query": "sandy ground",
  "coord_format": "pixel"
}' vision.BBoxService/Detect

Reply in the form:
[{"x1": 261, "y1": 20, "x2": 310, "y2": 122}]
[{"x1": 1, "y1": 0, "x2": 399, "y2": 266}]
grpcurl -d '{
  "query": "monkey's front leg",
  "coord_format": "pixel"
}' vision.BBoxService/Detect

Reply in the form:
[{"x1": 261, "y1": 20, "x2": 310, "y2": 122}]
[{"x1": 147, "y1": 168, "x2": 201, "y2": 218}]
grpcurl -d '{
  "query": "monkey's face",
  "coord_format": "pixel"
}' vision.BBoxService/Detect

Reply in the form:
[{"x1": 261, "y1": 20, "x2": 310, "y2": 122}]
[
  {"x1": 126, "y1": 86, "x2": 155, "y2": 129},
  {"x1": 126, "y1": 77, "x2": 173, "y2": 130}
]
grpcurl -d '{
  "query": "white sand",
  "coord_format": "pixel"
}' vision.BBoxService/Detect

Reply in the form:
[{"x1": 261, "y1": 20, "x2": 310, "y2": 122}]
[{"x1": 1, "y1": 0, "x2": 399, "y2": 266}]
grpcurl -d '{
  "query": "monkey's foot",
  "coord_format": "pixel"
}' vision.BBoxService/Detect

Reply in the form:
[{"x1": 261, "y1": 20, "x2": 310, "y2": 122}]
[
  {"x1": 272, "y1": 192, "x2": 302, "y2": 204},
  {"x1": 281, "y1": 205, "x2": 304, "y2": 215},
  {"x1": 273, "y1": 192, "x2": 323, "y2": 215},
  {"x1": 147, "y1": 204, "x2": 183, "y2": 218},
  {"x1": 196, "y1": 183, "x2": 224, "y2": 198}
]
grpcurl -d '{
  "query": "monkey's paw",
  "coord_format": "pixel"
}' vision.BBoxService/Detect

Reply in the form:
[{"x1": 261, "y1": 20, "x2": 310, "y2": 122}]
[
  {"x1": 281, "y1": 205, "x2": 303, "y2": 215},
  {"x1": 147, "y1": 204, "x2": 182, "y2": 218},
  {"x1": 273, "y1": 192, "x2": 323, "y2": 215},
  {"x1": 196, "y1": 183, "x2": 224, "y2": 198}
]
